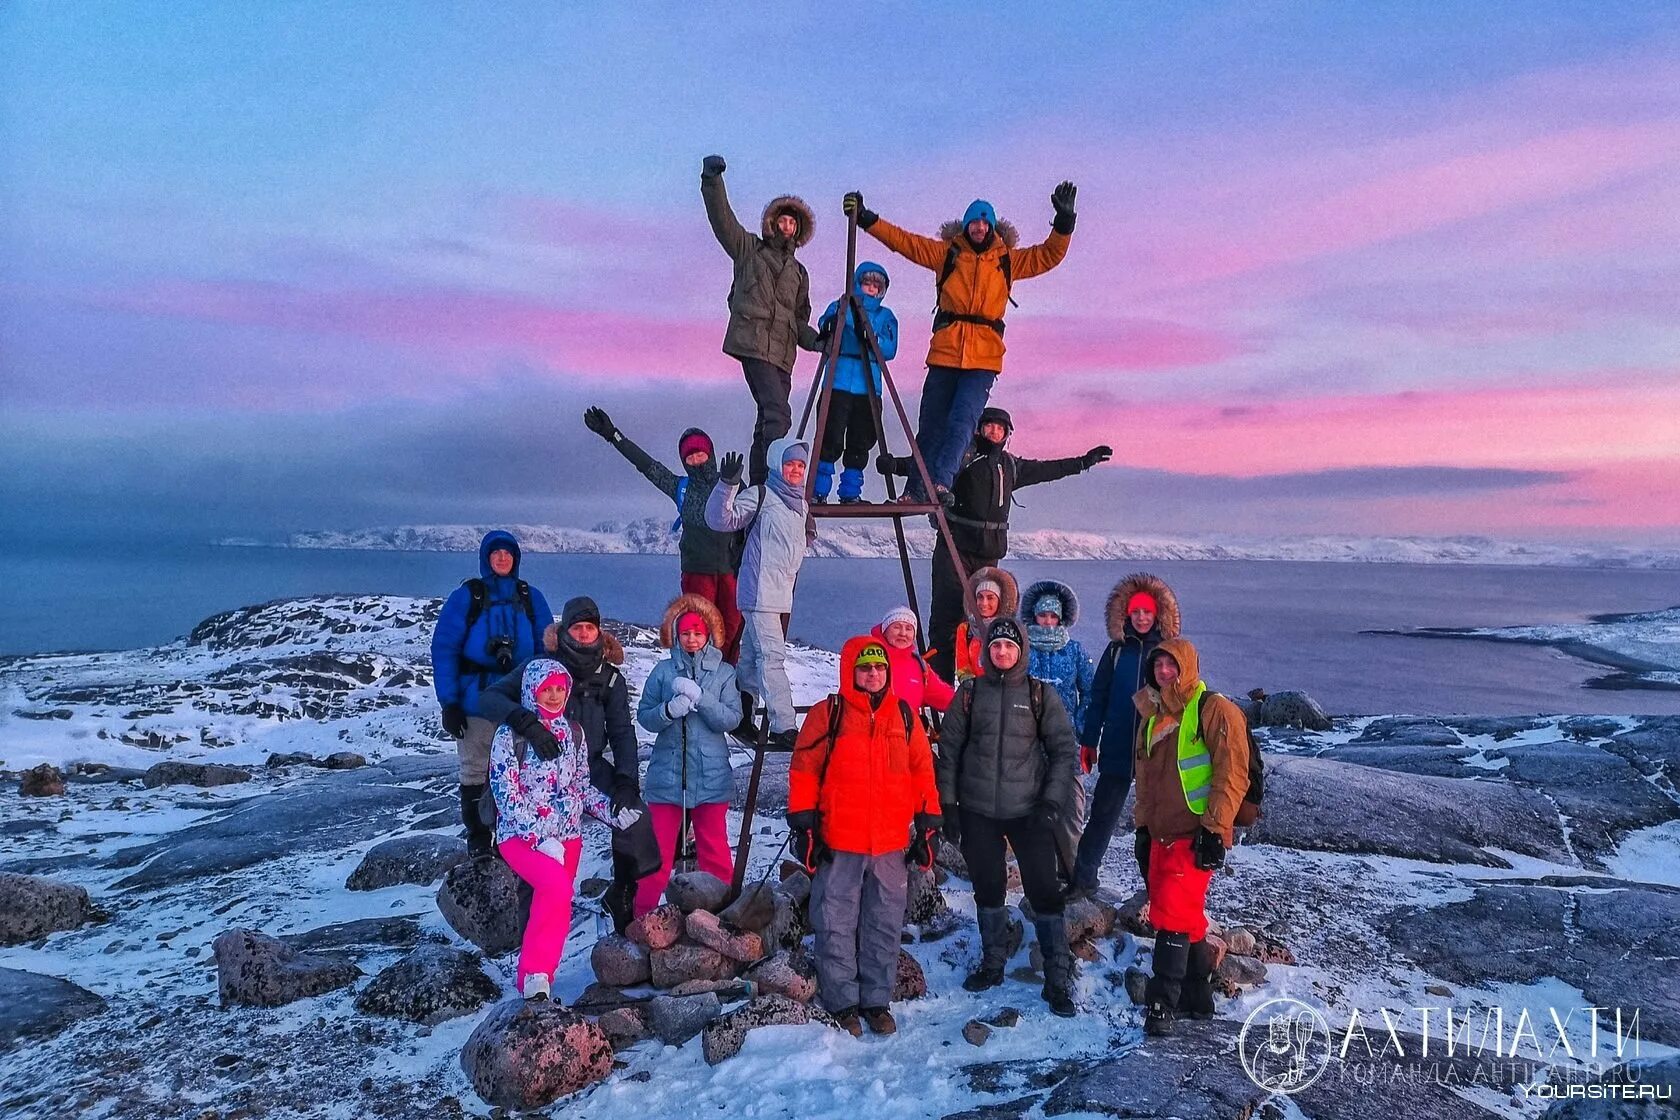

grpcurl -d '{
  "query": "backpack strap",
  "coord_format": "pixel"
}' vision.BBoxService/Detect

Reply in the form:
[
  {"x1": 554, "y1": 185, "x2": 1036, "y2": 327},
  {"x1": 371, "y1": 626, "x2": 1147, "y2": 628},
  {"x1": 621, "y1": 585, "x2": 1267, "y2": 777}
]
[
  {"x1": 461, "y1": 578, "x2": 489, "y2": 632},
  {"x1": 514, "y1": 579, "x2": 536, "y2": 630}
]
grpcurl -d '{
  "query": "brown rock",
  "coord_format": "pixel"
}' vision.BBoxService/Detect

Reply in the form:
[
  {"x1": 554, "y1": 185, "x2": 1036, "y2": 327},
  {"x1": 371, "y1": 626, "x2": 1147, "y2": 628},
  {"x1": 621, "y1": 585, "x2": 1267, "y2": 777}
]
[
  {"x1": 1216, "y1": 953, "x2": 1268, "y2": 989},
  {"x1": 718, "y1": 881, "x2": 776, "y2": 933},
  {"x1": 685, "y1": 909, "x2": 765, "y2": 964},
  {"x1": 700, "y1": 994, "x2": 832, "y2": 1065},
  {"x1": 459, "y1": 998, "x2": 614, "y2": 1108},
  {"x1": 1070, "y1": 938, "x2": 1101, "y2": 963},
  {"x1": 962, "y1": 1020, "x2": 991, "y2": 1046},
  {"x1": 745, "y1": 951, "x2": 817, "y2": 1003},
  {"x1": 212, "y1": 928, "x2": 360, "y2": 1008},
  {"x1": 19, "y1": 764, "x2": 65, "y2": 797},
  {"x1": 627, "y1": 903, "x2": 683, "y2": 951},
  {"x1": 1223, "y1": 927, "x2": 1256, "y2": 957},
  {"x1": 892, "y1": 949, "x2": 926, "y2": 1001},
  {"x1": 590, "y1": 935, "x2": 652, "y2": 987},
  {"x1": 1064, "y1": 897, "x2": 1118, "y2": 943},
  {"x1": 650, "y1": 942, "x2": 735, "y2": 989},
  {"x1": 596, "y1": 1006, "x2": 651, "y2": 1050},
  {"x1": 0, "y1": 873, "x2": 96, "y2": 946}
]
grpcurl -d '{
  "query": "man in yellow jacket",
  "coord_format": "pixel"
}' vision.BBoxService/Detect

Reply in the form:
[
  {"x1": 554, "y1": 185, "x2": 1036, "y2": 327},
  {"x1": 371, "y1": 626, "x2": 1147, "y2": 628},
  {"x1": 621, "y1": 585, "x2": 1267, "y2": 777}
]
[{"x1": 842, "y1": 184, "x2": 1076, "y2": 503}]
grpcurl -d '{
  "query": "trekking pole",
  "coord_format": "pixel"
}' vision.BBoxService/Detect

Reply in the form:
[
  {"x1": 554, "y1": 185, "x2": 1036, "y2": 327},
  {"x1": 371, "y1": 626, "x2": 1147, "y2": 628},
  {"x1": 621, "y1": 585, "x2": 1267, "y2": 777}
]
[
  {"x1": 678, "y1": 708, "x2": 696, "y2": 874},
  {"x1": 729, "y1": 702, "x2": 771, "y2": 902}
]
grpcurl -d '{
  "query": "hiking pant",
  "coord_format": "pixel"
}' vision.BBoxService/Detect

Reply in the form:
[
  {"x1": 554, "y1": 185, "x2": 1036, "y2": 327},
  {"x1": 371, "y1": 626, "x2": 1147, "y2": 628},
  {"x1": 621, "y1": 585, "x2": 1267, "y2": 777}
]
[
  {"x1": 739, "y1": 609, "x2": 796, "y2": 733},
  {"x1": 1073, "y1": 766, "x2": 1135, "y2": 890},
  {"x1": 634, "y1": 801, "x2": 734, "y2": 918},
  {"x1": 680, "y1": 571, "x2": 743, "y2": 665},
  {"x1": 741, "y1": 358, "x2": 793, "y2": 486},
  {"x1": 810, "y1": 850, "x2": 909, "y2": 1012},
  {"x1": 1057, "y1": 775, "x2": 1087, "y2": 884},
  {"x1": 499, "y1": 835, "x2": 583, "y2": 992},
  {"x1": 456, "y1": 716, "x2": 497, "y2": 785},
  {"x1": 1146, "y1": 836, "x2": 1214, "y2": 940},
  {"x1": 909, "y1": 366, "x2": 997, "y2": 499},
  {"x1": 927, "y1": 539, "x2": 993, "y2": 682},
  {"x1": 959, "y1": 807, "x2": 1064, "y2": 918},
  {"x1": 819, "y1": 389, "x2": 880, "y2": 470}
]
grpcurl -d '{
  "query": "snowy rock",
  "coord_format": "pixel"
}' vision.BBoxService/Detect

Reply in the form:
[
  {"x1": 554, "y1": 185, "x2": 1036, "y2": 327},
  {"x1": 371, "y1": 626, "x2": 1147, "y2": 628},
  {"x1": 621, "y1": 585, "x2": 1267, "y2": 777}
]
[
  {"x1": 590, "y1": 935, "x2": 652, "y2": 987},
  {"x1": 700, "y1": 994, "x2": 833, "y2": 1065},
  {"x1": 353, "y1": 945, "x2": 498, "y2": 1024},
  {"x1": 1223, "y1": 927, "x2": 1256, "y2": 956},
  {"x1": 934, "y1": 833, "x2": 969, "y2": 879},
  {"x1": 1608, "y1": 716, "x2": 1680, "y2": 786},
  {"x1": 345, "y1": 834, "x2": 467, "y2": 891},
  {"x1": 1064, "y1": 897, "x2": 1118, "y2": 943},
  {"x1": 717, "y1": 880, "x2": 776, "y2": 932},
  {"x1": 459, "y1": 998, "x2": 614, "y2": 1109},
  {"x1": 777, "y1": 867, "x2": 812, "y2": 906},
  {"x1": 18, "y1": 763, "x2": 65, "y2": 797},
  {"x1": 1041, "y1": 1023, "x2": 1265, "y2": 1117},
  {"x1": 0, "y1": 967, "x2": 106, "y2": 1049},
  {"x1": 650, "y1": 942, "x2": 735, "y2": 989},
  {"x1": 319, "y1": 751, "x2": 367, "y2": 770},
  {"x1": 892, "y1": 949, "x2": 927, "y2": 1000},
  {"x1": 745, "y1": 951, "x2": 817, "y2": 1003},
  {"x1": 213, "y1": 928, "x2": 360, "y2": 1008},
  {"x1": 1252, "y1": 690, "x2": 1332, "y2": 731},
  {"x1": 685, "y1": 909, "x2": 765, "y2": 963},
  {"x1": 1490, "y1": 740, "x2": 1677, "y2": 865},
  {"x1": 595, "y1": 1005, "x2": 651, "y2": 1050},
  {"x1": 1560, "y1": 716, "x2": 1623, "y2": 741},
  {"x1": 0, "y1": 872, "x2": 97, "y2": 946},
  {"x1": 1328, "y1": 743, "x2": 1478, "y2": 778},
  {"x1": 730, "y1": 753, "x2": 790, "y2": 815},
  {"x1": 141, "y1": 761, "x2": 252, "y2": 788},
  {"x1": 436, "y1": 859, "x2": 527, "y2": 956},
  {"x1": 1351, "y1": 717, "x2": 1463, "y2": 746},
  {"x1": 767, "y1": 888, "x2": 809, "y2": 953},
  {"x1": 962, "y1": 1020, "x2": 991, "y2": 1046},
  {"x1": 906, "y1": 865, "x2": 948, "y2": 926},
  {"x1": 627, "y1": 903, "x2": 683, "y2": 951},
  {"x1": 1070, "y1": 938, "x2": 1102, "y2": 963},
  {"x1": 665, "y1": 871, "x2": 729, "y2": 914},
  {"x1": 645, "y1": 992, "x2": 721, "y2": 1046},
  {"x1": 667, "y1": 978, "x2": 750, "y2": 997},
  {"x1": 267, "y1": 751, "x2": 314, "y2": 768},
  {"x1": 282, "y1": 915, "x2": 428, "y2": 953},
  {"x1": 571, "y1": 983, "x2": 638, "y2": 1014},
  {"x1": 1539, "y1": 1053, "x2": 1680, "y2": 1119},
  {"x1": 1122, "y1": 966, "x2": 1149, "y2": 1005},
  {"x1": 1115, "y1": 890, "x2": 1154, "y2": 937},
  {"x1": 1214, "y1": 953, "x2": 1266, "y2": 989}
]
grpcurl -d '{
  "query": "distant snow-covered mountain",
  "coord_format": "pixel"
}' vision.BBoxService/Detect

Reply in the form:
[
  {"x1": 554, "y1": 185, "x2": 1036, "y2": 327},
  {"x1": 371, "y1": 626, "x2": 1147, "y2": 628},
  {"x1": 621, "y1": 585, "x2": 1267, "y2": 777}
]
[{"x1": 220, "y1": 520, "x2": 1680, "y2": 569}]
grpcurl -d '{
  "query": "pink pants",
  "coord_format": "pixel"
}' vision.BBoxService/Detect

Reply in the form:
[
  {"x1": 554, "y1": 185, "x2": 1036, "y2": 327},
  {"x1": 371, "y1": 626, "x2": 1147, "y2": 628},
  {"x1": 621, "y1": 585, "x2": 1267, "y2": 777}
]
[
  {"x1": 499, "y1": 835, "x2": 583, "y2": 992},
  {"x1": 634, "y1": 802, "x2": 735, "y2": 917}
]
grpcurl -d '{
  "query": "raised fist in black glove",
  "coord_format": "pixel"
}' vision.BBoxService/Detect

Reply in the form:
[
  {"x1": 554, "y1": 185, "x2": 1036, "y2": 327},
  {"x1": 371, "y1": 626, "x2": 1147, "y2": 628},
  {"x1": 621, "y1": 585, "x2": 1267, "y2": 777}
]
[
  {"x1": 702, "y1": 154, "x2": 726, "y2": 176},
  {"x1": 507, "y1": 707, "x2": 560, "y2": 761},
  {"x1": 583, "y1": 406, "x2": 617, "y2": 441},
  {"x1": 1082, "y1": 445, "x2": 1112, "y2": 469},
  {"x1": 1134, "y1": 827, "x2": 1151, "y2": 878},
  {"x1": 1050, "y1": 181, "x2": 1078, "y2": 234},
  {"x1": 842, "y1": 190, "x2": 877, "y2": 228},
  {"x1": 1192, "y1": 826, "x2": 1227, "y2": 871},
  {"x1": 440, "y1": 704, "x2": 468, "y2": 740},
  {"x1": 718, "y1": 451, "x2": 744, "y2": 485}
]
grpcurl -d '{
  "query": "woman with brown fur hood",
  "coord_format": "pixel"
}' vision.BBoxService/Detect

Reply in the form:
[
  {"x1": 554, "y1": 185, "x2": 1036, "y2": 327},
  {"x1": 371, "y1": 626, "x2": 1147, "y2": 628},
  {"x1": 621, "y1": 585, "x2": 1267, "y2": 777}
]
[
  {"x1": 701, "y1": 154, "x2": 821, "y2": 486},
  {"x1": 842, "y1": 185, "x2": 1076, "y2": 501},
  {"x1": 950, "y1": 564, "x2": 1019, "y2": 682}
]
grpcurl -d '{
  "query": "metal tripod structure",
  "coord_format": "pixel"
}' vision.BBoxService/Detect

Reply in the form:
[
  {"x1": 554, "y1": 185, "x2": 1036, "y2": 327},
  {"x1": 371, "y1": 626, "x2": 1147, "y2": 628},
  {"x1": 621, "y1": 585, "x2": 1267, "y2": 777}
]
[{"x1": 729, "y1": 208, "x2": 970, "y2": 900}]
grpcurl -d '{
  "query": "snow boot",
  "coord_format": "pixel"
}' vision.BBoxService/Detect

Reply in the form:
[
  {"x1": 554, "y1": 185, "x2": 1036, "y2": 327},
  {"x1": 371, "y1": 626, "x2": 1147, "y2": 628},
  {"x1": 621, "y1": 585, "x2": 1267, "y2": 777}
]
[
  {"x1": 963, "y1": 906, "x2": 1011, "y2": 992},
  {"x1": 1183, "y1": 938, "x2": 1217, "y2": 1020},
  {"x1": 730, "y1": 690, "x2": 760, "y2": 743},
  {"x1": 1144, "y1": 931, "x2": 1191, "y2": 1036},
  {"x1": 1035, "y1": 913, "x2": 1078, "y2": 1018},
  {"x1": 813, "y1": 460, "x2": 836, "y2": 504},
  {"x1": 602, "y1": 876, "x2": 636, "y2": 936},
  {"x1": 522, "y1": 973, "x2": 550, "y2": 1001},
  {"x1": 833, "y1": 1007, "x2": 863, "y2": 1038},
  {"x1": 837, "y1": 467, "x2": 865, "y2": 504},
  {"x1": 862, "y1": 1006, "x2": 898, "y2": 1035},
  {"x1": 460, "y1": 783, "x2": 494, "y2": 860}
]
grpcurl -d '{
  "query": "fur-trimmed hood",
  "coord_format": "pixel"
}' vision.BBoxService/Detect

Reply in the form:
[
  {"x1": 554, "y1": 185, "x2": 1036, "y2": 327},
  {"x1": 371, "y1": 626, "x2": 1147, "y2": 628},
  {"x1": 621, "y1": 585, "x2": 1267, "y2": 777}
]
[
  {"x1": 1105, "y1": 572, "x2": 1181, "y2": 642},
  {"x1": 659, "y1": 593, "x2": 726, "y2": 650},
  {"x1": 761, "y1": 195, "x2": 815, "y2": 249},
  {"x1": 938, "y1": 217, "x2": 1020, "y2": 250},
  {"x1": 542, "y1": 623, "x2": 625, "y2": 667},
  {"x1": 1022, "y1": 578, "x2": 1080, "y2": 627},
  {"x1": 963, "y1": 564, "x2": 1020, "y2": 625}
]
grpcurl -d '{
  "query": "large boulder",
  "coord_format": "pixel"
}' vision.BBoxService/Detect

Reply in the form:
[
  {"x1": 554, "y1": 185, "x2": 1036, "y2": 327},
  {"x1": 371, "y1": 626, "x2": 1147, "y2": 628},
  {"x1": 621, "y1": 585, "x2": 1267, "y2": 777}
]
[
  {"x1": 906, "y1": 865, "x2": 949, "y2": 926},
  {"x1": 1253, "y1": 690, "x2": 1332, "y2": 731},
  {"x1": 141, "y1": 761, "x2": 252, "y2": 788},
  {"x1": 436, "y1": 858, "x2": 528, "y2": 956},
  {"x1": 718, "y1": 881, "x2": 777, "y2": 932},
  {"x1": 1540, "y1": 1053, "x2": 1680, "y2": 1119},
  {"x1": 1351, "y1": 718, "x2": 1463, "y2": 746},
  {"x1": 627, "y1": 903, "x2": 684, "y2": 951},
  {"x1": 1064, "y1": 897, "x2": 1119, "y2": 944},
  {"x1": 700, "y1": 994, "x2": 833, "y2": 1064},
  {"x1": 281, "y1": 915, "x2": 428, "y2": 953},
  {"x1": 18, "y1": 763, "x2": 65, "y2": 797},
  {"x1": 352, "y1": 945, "x2": 498, "y2": 1024},
  {"x1": 666, "y1": 871, "x2": 729, "y2": 914},
  {"x1": 1608, "y1": 716, "x2": 1680, "y2": 786},
  {"x1": 212, "y1": 927, "x2": 360, "y2": 1008},
  {"x1": 650, "y1": 942, "x2": 736, "y2": 989},
  {"x1": 645, "y1": 992, "x2": 722, "y2": 1046},
  {"x1": 590, "y1": 935, "x2": 652, "y2": 987},
  {"x1": 1248, "y1": 755, "x2": 1570, "y2": 867},
  {"x1": 0, "y1": 873, "x2": 97, "y2": 946},
  {"x1": 0, "y1": 968, "x2": 106, "y2": 1050},
  {"x1": 459, "y1": 998, "x2": 614, "y2": 1109},
  {"x1": 745, "y1": 950, "x2": 817, "y2": 1003},
  {"x1": 685, "y1": 909, "x2": 765, "y2": 963},
  {"x1": 1490, "y1": 741, "x2": 1678, "y2": 866},
  {"x1": 345, "y1": 834, "x2": 467, "y2": 891}
]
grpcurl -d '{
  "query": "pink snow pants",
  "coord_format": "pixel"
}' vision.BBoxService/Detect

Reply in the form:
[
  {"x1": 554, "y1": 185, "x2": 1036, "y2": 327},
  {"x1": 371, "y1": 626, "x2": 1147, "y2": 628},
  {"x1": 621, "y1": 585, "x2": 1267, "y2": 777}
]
[
  {"x1": 634, "y1": 802, "x2": 734, "y2": 918},
  {"x1": 499, "y1": 835, "x2": 584, "y2": 992}
]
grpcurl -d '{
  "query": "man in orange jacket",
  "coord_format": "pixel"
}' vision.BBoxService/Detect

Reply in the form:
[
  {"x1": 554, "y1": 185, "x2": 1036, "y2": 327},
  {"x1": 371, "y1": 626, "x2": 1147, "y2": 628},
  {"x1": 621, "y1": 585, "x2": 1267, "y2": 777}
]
[
  {"x1": 842, "y1": 184, "x2": 1076, "y2": 502},
  {"x1": 788, "y1": 636, "x2": 942, "y2": 1038}
]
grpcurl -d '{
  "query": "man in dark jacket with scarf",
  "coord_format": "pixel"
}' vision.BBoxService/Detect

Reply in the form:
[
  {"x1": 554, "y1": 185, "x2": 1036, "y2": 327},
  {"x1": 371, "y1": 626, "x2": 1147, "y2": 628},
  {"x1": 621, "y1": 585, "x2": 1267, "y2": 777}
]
[
  {"x1": 480, "y1": 596, "x2": 658, "y2": 932},
  {"x1": 1070, "y1": 573, "x2": 1181, "y2": 898},
  {"x1": 701, "y1": 154, "x2": 821, "y2": 486},
  {"x1": 883, "y1": 407, "x2": 1110, "y2": 681},
  {"x1": 430, "y1": 530, "x2": 554, "y2": 858},
  {"x1": 582, "y1": 408, "x2": 743, "y2": 662}
]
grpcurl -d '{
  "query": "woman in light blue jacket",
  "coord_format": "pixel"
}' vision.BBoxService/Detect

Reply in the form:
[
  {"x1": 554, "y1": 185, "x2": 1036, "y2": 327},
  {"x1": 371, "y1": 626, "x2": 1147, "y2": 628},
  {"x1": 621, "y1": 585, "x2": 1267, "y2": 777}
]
[{"x1": 633, "y1": 594, "x2": 743, "y2": 916}]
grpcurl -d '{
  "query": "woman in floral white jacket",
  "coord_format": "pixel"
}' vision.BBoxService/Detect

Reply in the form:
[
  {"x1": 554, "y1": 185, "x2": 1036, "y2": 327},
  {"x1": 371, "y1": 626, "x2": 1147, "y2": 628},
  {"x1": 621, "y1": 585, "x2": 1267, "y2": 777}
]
[{"x1": 489, "y1": 659, "x2": 640, "y2": 999}]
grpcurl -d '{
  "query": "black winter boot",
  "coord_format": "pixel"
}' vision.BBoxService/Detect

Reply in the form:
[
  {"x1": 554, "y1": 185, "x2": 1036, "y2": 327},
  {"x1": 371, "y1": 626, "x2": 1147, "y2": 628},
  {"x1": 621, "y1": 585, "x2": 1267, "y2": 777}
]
[
  {"x1": 731, "y1": 691, "x2": 760, "y2": 743},
  {"x1": 1144, "y1": 931, "x2": 1191, "y2": 1036},
  {"x1": 1182, "y1": 939, "x2": 1217, "y2": 1020},
  {"x1": 963, "y1": 906, "x2": 1011, "y2": 992},
  {"x1": 1034, "y1": 913, "x2": 1078, "y2": 1018},
  {"x1": 602, "y1": 876, "x2": 636, "y2": 936},
  {"x1": 459, "y1": 784, "x2": 493, "y2": 860}
]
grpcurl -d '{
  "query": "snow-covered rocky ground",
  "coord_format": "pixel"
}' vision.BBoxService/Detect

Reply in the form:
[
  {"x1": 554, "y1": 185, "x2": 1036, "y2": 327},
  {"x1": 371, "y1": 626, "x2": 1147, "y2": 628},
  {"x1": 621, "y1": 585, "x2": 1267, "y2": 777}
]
[
  {"x1": 222, "y1": 521, "x2": 1680, "y2": 570},
  {"x1": 1382, "y1": 605, "x2": 1680, "y2": 692},
  {"x1": 3, "y1": 596, "x2": 1678, "y2": 1120}
]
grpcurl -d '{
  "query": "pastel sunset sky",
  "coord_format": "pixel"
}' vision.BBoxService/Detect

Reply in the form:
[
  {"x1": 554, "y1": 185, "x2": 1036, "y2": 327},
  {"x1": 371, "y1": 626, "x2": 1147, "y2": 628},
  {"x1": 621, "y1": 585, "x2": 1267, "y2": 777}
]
[{"x1": 3, "y1": 2, "x2": 1677, "y2": 544}]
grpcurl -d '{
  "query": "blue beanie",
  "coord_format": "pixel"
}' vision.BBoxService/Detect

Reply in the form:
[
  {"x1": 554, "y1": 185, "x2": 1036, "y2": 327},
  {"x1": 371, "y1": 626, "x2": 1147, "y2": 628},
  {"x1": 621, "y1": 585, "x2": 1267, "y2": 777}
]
[{"x1": 962, "y1": 199, "x2": 997, "y2": 229}]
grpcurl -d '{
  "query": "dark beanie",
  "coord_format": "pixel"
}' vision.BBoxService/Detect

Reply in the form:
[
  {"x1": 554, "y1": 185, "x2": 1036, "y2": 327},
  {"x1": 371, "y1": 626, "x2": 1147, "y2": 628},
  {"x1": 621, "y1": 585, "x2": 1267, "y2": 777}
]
[
  {"x1": 985, "y1": 617, "x2": 1024, "y2": 648},
  {"x1": 561, "y1": 597, "x2": 601, "y2": 629},
  {"x1": 977, "y1": 406, "x2": 1013, "y2": 434}
]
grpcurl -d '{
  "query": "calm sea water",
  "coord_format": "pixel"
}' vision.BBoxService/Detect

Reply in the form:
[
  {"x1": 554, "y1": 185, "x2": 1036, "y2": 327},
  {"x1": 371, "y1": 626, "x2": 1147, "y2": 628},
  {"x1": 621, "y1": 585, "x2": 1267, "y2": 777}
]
[{"x1": 2, "y1": 541, "x2": 1677, "y2": 717}]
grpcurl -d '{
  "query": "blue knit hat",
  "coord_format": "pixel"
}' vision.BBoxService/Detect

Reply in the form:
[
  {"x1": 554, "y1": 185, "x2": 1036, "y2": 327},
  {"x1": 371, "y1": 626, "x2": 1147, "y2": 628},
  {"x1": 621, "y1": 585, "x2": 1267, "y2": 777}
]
[{"x1": 962, "y1": 199, "x2": 997, "y2": 229}]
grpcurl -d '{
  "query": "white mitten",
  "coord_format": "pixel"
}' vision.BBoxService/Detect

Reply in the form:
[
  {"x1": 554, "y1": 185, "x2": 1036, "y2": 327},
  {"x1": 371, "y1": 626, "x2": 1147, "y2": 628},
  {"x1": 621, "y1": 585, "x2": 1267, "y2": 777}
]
[
  {"x1": 613, "y1": 807, "x2": 644, "y2": 830},
  {"x1": 536, "y1": 837, "x2": 567, "y2": 866},
  {"x1": 672, "y1": 676, "x2": 703, "y2": 701},
  {"x1": 665, "y1": 694, "x2": 695, "y2": 719}
]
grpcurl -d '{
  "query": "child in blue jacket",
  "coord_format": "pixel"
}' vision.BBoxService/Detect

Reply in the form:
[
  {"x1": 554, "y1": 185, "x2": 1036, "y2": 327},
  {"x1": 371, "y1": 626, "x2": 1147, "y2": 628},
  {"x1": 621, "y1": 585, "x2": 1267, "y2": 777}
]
[{"x1": 814, "y1": 262, "x2": 898, "y2": 503}]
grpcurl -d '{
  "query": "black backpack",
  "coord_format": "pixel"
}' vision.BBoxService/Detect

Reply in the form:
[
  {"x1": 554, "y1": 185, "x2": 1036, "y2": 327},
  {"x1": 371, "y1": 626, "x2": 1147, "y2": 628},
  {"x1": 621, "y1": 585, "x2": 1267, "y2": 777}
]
[
  {"x1": 461, "y1": 577, "x2": 537, "y2": 634},
  {"x1": 958, "y1": 676, "x2": 1043, "y2": 721},
  {"x1": 1199, "y1": 690, "x2": 1265, "y2": 822}
]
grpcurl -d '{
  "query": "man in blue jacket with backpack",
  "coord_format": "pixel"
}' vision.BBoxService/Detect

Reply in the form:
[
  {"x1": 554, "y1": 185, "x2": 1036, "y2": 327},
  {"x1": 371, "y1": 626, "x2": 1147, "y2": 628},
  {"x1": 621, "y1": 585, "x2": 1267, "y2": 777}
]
[
  {"x1": 813, "y1": 261, "x2": 898, "y2": 504},
  {"x1": 431, "y1": 530, "x2": 553, "y2": 858}
]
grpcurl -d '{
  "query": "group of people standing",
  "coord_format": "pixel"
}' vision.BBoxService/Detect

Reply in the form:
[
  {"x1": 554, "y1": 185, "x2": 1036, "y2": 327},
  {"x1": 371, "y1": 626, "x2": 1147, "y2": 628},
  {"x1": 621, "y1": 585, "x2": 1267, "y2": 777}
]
[{"x1": 425, "y1": 158, "x2": 1253, "y2": 1038}]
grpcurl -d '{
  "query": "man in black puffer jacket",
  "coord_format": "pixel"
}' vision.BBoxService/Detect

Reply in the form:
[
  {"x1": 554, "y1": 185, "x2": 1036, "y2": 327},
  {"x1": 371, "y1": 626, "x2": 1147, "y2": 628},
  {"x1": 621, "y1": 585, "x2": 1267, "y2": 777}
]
[{"x1": 935, "y1": 618, "x2": 1081, "y2": 1016}]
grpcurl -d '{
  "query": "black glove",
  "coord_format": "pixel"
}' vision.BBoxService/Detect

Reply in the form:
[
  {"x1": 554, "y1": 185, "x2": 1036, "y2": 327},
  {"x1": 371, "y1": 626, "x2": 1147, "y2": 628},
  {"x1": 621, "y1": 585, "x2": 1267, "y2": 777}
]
[
  {"x1": 1082, "y1": 445, "x2": 1112, "y2": 469},
  {"x1": 611, "y1": 779, "x2": 641, "y2": 818},
  {"x1": 718, "y1": 451, "x2": 744, "y2": 485},
  {"x1": 875, "y1": 451, "x2": 899, "y2": 477},
  {"x1": 440, "y1": 704, "x2": 468, "y2": 740},
  {"x1": 1051, "y1": 181, "x2": 1077, "y2": 234},
  {"x1": 786, "y1": 810, "x2": 829, "y2": 873},
  {"x1": 1192, "y1": 826, "x2": 1227, "y2": 872},
  {"x1": 842, "y1": 190, "x2": 877, "y2": 228},
  {"x1": 1035, "y1": 800, "x2": 1062, "y2": 828},
  {"x1": 702, "y1": 154, "x2": 726, "y2": 176},
  {"x1": 906, "y1": 812, "x2": 943, "y2": 869},
  {"x1": 943, "y1": 815, "x2": 963, "y2": 847},
  {"x1": 1134, "y1": 827, "x2": 1151, "y2": 879},
  {"x1": 583, "y1": 406, "x2": 618, "y2": 441},
  {"x1": 507, "y1": 707, "x2": 560, "y2": 761},
  {"x1": 814, "y1": 320, "x2": 834, "y2": 349}
]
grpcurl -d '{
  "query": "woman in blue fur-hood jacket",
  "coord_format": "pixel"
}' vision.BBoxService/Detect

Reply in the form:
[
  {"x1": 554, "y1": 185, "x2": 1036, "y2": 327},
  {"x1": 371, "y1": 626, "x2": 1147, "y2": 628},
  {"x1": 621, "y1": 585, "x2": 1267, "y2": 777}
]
[{"x1": 1022, "y1": 579, "x2": 1096, "y2": 731}]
